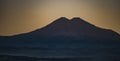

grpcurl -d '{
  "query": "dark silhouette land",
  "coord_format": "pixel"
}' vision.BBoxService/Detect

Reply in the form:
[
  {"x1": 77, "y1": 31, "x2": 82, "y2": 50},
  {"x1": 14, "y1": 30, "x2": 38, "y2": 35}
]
[{"x1": 0, "y1": 17, "x2": 120, "y2": 61}]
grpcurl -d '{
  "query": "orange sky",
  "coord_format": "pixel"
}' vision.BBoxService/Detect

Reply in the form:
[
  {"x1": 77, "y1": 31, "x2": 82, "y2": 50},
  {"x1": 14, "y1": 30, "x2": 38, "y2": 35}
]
[{"x1": 0, "y1": 0, "x2": 120, "y2": 36}]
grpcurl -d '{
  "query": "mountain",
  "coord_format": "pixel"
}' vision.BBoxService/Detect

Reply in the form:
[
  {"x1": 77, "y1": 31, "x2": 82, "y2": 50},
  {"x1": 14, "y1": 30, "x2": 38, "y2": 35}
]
[
  {"x1": 10, "y1": 17, "x2": 120, "y2": 40},
  {"x1": 11, "y1": 17, "x2": 120, "y2": 40},
  {"x1": 0, "y1": 17, "x2": 120, "y2": 61}
]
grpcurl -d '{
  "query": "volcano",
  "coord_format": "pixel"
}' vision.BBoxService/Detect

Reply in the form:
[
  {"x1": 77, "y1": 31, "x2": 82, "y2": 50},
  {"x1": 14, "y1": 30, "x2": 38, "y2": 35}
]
[{"x1": 0, "y1": 17, "x2": 120, "y2": 61}]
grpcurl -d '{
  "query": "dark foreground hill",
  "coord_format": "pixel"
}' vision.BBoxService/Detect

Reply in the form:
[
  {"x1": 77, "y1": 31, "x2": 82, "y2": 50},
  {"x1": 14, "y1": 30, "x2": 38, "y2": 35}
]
[
  {"x1": 0, "y1": 17, "x2": 120, "y2": 61},
  {"x1": 1, "y1": 55, "x2": 111, "y2": 61}
]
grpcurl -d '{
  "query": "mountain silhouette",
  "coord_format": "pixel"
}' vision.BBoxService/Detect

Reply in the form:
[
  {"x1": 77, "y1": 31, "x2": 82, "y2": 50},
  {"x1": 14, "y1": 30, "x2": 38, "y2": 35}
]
[
  {"x1": 12, "y1": 17, "x2": 120, "y2": 40},
  {"x1": 0, "y1": 17, "x2": 120, "y2": 61}
]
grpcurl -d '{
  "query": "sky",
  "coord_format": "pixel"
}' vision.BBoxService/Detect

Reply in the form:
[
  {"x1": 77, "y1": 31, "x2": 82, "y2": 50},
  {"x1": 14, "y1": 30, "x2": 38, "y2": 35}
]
[{"x1": 0, "y1": 0, "x2": 120, "y2": 36}]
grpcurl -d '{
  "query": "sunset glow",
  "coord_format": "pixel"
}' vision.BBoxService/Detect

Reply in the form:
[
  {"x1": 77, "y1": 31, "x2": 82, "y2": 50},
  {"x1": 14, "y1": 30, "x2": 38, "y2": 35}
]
[{"x1": 0, "y1": 0, "x2": 120, "y2": 36}]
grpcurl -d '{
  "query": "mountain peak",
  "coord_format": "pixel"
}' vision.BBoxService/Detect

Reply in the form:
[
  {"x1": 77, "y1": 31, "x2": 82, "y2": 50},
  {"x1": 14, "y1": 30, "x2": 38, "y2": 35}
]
[
  {"x1": 54, "y1": 17, "x2": 88, "y2": 23},
  {"x1": 70, "y1": 17, "x2": 95, "y2": 26},
  {"x1": 71, "y1": 17, "x2": 87, "y2": 22},
  {"x1": 57, "y1": 17, "x2": 83, "y2": 21},
  {"x1": 54, "y1": 17, "x2": 87, "y2": 22},
  {"x1": 56, "y1": 17, "x2": 69, "y2": 21}
]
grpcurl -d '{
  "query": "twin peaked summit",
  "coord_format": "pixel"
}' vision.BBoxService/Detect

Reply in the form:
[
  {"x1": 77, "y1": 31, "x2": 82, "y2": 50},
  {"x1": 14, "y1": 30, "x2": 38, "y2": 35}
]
[{"x1": 50, "y1": 17, "x2": 94, "y2": 26}]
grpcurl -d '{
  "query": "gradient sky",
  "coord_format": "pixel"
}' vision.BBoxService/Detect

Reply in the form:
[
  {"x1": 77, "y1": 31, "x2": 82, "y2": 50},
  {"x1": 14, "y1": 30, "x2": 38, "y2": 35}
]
[{"x1": 0, "y1": 0, "x2": 120, "y2": 36}]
